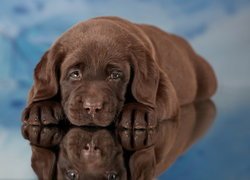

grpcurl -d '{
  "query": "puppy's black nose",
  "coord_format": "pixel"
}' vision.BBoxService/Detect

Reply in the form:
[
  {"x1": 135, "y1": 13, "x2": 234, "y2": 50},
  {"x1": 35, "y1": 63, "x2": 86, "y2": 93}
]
[{"x1": 83, "y1": 98, "x2": 103, "y2": 115}]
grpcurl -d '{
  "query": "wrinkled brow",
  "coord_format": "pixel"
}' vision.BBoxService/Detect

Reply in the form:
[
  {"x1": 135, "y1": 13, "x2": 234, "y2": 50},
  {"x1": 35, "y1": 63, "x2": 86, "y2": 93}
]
[
  {"x1": 105, "y1": 60, "x2": 128, "y2": 69},
  {"x1": 60, "y1": 53, "x2": 89, "y2": 74},
  {"x1": 61, "y1": 52, "x2": 129, "y2": 72}
]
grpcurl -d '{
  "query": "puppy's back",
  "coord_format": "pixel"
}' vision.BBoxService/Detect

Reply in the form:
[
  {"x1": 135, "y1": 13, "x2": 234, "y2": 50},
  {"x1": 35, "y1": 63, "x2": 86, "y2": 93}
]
[{"x1": 138, "y1": 24, "x2": 217, "y2": 104}]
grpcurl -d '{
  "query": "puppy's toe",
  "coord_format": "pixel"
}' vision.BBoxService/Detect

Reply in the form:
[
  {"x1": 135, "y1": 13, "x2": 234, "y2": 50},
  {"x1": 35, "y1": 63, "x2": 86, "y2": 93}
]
[
  {"x1": 27, "y1": 106, "x2": 41, "y2": 125},
  {"x1": 119, "y1": 109, "x2": 133, "y2": 129},
  {"x1": 146, "y1": 111, "x2": 157, "y2": 129},
  {"x1": 134, "y1": 110, "x2": 147, "y2": 129}
]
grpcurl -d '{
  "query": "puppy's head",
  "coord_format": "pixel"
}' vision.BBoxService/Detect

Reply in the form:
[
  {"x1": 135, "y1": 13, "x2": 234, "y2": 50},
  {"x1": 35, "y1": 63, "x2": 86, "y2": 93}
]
[
  {"x1": 28, "y1": 18, "x2": 159, "y2": 126},
  {"x1": 59, "y1": 39, "x2": 131, "y2": 126}
]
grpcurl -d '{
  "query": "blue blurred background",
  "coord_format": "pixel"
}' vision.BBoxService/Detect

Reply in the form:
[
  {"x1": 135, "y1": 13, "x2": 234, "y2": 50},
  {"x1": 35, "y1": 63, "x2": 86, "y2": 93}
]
[{"x1": 0, "y1": 0, "x2": 250, "y2": 179}]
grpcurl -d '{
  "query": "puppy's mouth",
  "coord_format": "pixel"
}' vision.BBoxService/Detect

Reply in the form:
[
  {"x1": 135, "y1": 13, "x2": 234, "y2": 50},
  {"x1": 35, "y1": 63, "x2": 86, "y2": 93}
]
[{"x1": 66, "y1": 108, "x2": 117, "y2": 126}]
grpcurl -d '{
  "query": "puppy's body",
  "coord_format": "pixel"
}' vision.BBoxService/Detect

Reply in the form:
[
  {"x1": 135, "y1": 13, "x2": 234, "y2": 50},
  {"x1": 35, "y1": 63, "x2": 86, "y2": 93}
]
[
  {"x1": 23, "y1": 16, "x2": 217, "y2": 128},
  {"x1": 141, "y1": 24, "x2": 216, "y2": 104},
  {"x1": 98, "y1": 17, "x2": 216, "y2": 104}
]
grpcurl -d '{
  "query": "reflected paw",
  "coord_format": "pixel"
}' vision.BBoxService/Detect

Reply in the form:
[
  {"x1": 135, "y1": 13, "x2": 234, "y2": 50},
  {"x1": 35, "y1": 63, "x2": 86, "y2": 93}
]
[
  {"x1": 21, "y1": 124, "x2": 64, "y2": 147},
  {"x1": 118, "y1": 128, "x2": 158, "y2": 150}
]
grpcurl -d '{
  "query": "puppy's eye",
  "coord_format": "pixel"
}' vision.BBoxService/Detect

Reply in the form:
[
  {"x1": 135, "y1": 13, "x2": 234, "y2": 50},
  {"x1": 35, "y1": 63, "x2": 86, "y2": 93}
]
[
  {"x1": 109, "y1": 71, "x2": 123, "y2": 80},
  {"x1": 107, "y1": 172, "x2": 118, "y2": 180},
  {"x1": 66, "y1": 169, "x2": 78, "y2": 180},
  {"x1": 69, "y1": 70, "x2": 82, "y2": 80}
]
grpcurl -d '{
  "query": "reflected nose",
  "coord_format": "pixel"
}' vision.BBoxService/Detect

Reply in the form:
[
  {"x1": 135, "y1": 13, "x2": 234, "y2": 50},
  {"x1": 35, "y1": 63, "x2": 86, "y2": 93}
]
[
  {"x1": 83, "y1": 98, "x2": 103, "y2": 115},
  {"x1": 82, "y1": 141, "x2": 101, "y2": 157},
  {"x1": 84, "y1": 143, "x2": 98, "y2": 152}
]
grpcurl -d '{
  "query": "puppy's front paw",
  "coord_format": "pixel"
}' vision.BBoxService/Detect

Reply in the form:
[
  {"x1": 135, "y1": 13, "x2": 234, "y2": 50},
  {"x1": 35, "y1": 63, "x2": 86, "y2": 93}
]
[
  {"x1": 118, "y1": 103, "x2": 157, "y2": 129},
  {"x1": 22, "y1": 101, "x2": 65, "y2": 125}
]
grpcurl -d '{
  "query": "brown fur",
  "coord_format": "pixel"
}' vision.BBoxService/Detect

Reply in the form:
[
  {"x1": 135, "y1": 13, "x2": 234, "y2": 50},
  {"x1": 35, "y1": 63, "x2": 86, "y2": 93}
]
[{"x1": 22, "y1": 16, "x2": 217, "y2": 127}]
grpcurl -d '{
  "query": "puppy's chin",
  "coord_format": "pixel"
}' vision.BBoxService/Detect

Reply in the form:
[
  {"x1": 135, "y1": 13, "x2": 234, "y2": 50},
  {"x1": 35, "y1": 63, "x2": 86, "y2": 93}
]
[{"x1": 66, "y1": 110, "x2": 116, "y2": 127}]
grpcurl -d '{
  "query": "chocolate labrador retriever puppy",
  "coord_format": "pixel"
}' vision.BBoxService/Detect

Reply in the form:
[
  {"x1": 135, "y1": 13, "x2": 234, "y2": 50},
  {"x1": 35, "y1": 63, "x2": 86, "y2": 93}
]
[{"x1": 22, "y1": 16, "x2": 217, "y2": 128}]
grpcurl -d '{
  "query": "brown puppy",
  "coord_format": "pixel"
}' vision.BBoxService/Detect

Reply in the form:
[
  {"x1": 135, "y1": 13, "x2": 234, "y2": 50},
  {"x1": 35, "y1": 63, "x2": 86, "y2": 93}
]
[{"x1": 22, "y1": 16, "x2": 217, "y2": 128}]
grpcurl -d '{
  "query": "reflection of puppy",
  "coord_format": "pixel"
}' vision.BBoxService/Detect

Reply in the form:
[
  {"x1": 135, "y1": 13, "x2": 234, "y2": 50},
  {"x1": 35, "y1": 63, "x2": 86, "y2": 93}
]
[
  {"x1": 22, "y1": 16, "x2": 217, "y2": 128},
  {"x1": 119, "y1": 100, "x2": 216, "y2": 179},
  {"x1": 22, "y1": 126, "x2": 126, "y2": 180},
  {"x1": 57, "y1": 128, "x2": 126, "y2": 180},
  {"x1": 21, "y1": 125, "x2": 65, "y2": 179}
]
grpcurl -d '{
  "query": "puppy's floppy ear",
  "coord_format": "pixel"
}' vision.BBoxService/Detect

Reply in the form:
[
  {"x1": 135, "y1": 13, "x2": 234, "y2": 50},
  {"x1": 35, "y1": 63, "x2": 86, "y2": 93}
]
[
  {"x1": 31, "y1": 146, "x2": 56, "y2": 179},
  {"x1": 129, "y1": 147, "x2": 156, "y2": 180},
  {"x1": 28, "y1": 45, "x2": 65, "y2": 104},
  {"x1": 130, "y1": 49, "x2": 159, "y2": 108}
]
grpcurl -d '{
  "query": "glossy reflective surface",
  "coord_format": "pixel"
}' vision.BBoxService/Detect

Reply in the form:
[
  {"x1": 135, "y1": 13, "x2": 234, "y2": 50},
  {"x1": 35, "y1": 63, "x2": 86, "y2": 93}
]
[
  {"x1": 20, "y1": 100, "x2": 215, "y2": 179},
  {"x1": 1, "y1": 87, "x2": 250, "y2": 179}
]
